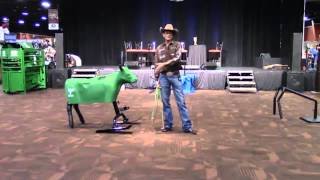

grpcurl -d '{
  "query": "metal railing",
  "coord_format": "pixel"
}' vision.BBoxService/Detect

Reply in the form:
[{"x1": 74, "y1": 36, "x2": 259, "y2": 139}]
[{"x1": 273, "y1": 86, "x2": 319, "y2": 123}]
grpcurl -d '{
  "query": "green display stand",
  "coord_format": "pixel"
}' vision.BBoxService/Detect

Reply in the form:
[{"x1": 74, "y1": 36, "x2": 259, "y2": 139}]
[{"x1": 0, "y1": 42, "x2": 46, "y2": 93}]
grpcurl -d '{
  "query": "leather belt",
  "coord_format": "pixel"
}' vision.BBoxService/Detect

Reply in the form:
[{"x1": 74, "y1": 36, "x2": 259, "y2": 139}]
[{"x1": 162, "y1": 71, "x2": 179, "y2": 76}]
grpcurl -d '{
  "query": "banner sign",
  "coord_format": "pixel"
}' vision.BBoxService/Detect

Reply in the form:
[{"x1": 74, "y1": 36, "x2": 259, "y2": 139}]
[{"x1": 48, "y1": 9, "x2": 59, "y2": 30}]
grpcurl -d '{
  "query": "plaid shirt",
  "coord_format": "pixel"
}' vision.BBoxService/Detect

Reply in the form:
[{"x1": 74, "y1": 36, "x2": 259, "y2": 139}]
[{"x1": 155, "y1": 41, "x2": 182, "y2": 74}]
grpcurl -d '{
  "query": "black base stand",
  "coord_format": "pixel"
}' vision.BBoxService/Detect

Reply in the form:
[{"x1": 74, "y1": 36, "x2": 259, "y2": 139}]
[
  {"x1": 67, "y1": 101, "x2": 133, "y2": 133},
  {"x1": 300, "y1": 116, "x2": 320, "y2": 123},
  {"x1": 96, "y1": 124, "x2": 132, "y2": 134},
  {"x1": 96, "y1": 101, "x2": 133, "y2": 133}
]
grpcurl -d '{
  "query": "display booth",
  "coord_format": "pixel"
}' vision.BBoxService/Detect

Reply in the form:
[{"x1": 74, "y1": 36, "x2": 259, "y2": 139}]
[
  {"x1": 303, "y1": 41, "x2": 319, "y2": 71},
  {"x1": 0, "y1": 42, "x2": 46, "y2": 93},
  {"x1": 0, "y1": 32, "x2": 57, "y2": 92},
  {"x1": 16, "y1": 33, "x2": 56, "y2": 69}
]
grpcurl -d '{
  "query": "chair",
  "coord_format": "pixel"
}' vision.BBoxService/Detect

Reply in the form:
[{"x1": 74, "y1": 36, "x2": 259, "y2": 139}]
[{"x1": 205, "y1": 42, "x2": 223, "y2": 69}]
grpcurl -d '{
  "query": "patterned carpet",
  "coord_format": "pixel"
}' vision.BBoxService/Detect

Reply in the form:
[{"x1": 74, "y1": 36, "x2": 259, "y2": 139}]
[{"x1": 0, "y1": 89, "x2": 320, "y2": 180}]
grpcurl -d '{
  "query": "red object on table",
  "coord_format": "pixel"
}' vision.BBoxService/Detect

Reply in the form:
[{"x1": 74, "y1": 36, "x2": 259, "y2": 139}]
[
  {"x1": 126, "y1": 49, "x2": 155, "y2": 53},
  {"x1": 126, "y1": 49, "x2": 188, "y2": 53},
  {"x1": 208, "y1": 49, "x2": 221, "y2": 53}
]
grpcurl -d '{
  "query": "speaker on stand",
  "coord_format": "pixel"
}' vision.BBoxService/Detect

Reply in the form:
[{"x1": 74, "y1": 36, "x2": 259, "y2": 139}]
[
  {"x1": 291, "y1": 33, "x2": 302, "y2": 71},
  {"x1": 47, "y1": 33, "x2": 69, "y2": 89},
  {"x1": 55, "y1": 33, "x2": 64, "y2": 69},
  {"x1": 47, "y1": 69, "x2": 53, "y2": 88},
  {"x1": 283, "y1": 33, "x2": 304, "y2": 92}
]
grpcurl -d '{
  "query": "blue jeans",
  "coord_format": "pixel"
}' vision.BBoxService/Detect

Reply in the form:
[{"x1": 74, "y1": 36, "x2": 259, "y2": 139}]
[{"x1": 159, "y1": 74, "x2": 192, "y2": 130}]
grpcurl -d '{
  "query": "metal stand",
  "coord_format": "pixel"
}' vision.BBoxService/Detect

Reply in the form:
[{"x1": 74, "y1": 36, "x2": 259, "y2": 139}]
[
  {"x1": 273, "y1": 86, "x2": 320, "y2": 123},
  {"x1": 67, "y1": 101, "x2": 134, "y2": 132},
  {"x1": 96, "y1": 101, "x2": 132, "y2": 133},
  {"x1": 300, "y1": 116, "x2": 320, "y2": 123}
]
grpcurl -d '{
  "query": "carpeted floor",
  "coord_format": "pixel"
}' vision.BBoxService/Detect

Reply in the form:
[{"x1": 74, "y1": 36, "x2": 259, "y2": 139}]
[{"x1": 0, "y1": 89, "x2": 320, "y2": 180}]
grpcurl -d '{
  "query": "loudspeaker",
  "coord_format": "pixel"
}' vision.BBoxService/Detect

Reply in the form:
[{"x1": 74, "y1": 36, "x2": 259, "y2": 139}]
[
  {"x1": 201, "y1": 62, "x2": 218, "y2": 70},
  {"x1": 260, "y1": 53, "x2": 271, "y2": 59},
  {"x1": 286, "y1": 71, "x2": 304, "y2": 92},
  {"x1": 55, "y1": 33, "x2": 64, "y2": 69},
  {"x1": 304, "y1": 71, "x2": 315, "y2": 91},
  {"x1": 47, "y1": 69, "x2": 53, "y2": 88},
  {"x1": 291, "y1": 33, "x2": 302, "y2": 71},
  {"x1": 125, "y1": 61, "x2": 140, "y2": 69},
  {"x1": 263, "y1": 58, "x2": 282, "y2": 66},
  {"x1": 51, "y1": 68, "x2": 68, "y2": 88},
  {"x1": 255, "y1": 53, "x2": 282, "y2": 68}
]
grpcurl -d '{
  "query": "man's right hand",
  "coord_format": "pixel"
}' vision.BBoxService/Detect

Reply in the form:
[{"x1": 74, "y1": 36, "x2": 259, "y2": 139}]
[
  {"x1": 154, "y1": 63, "x2": 164, "y2": 79},
  {"x1": 156, "y1": 80, "x2": 160, "y2": 88}
]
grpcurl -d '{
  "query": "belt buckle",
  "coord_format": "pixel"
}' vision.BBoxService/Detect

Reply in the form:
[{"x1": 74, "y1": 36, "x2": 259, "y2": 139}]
[{"x1": 166, "y1": 72, "x2": 174, "y2": 76}]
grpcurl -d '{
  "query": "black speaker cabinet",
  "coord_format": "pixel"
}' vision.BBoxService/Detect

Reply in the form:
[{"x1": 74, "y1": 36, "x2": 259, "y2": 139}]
[
  {"x1": 51, "y1": 68, "x2": 68, "y2": 89},
  {"x1": 291, "y1": 33, "x2": 302, "y2": 71},
  {"x1": 255, "y1": 54, "x2": 282, "y2": 68},
  {"x1": 286, "y1": 71, "x2": 304, "y2": 92},
  {"x1": 47, "y1": 69, "x2": 53, "y2": 88},
  {"x1": 304, "y1": 71, "x2": 315, "y2": 91},
  {"x1": 202, "y1": 62, "x2": 218, "y2": 70}
]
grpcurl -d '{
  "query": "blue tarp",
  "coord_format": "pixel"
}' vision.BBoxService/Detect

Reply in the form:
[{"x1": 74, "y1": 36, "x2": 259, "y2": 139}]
[{"x1": 181, "y1": 74, "x2": 196, "y2": 94}]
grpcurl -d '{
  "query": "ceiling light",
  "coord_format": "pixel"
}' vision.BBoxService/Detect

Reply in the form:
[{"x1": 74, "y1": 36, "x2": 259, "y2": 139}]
[
  {"x1": 304, "y1": 16, "x2": 311, "y2": 21},
  {"x1": 34, "y1": 22, "x2": 40, "y2": 27},
  {"x1": 41, "y1": 16, "x2": 47, "y2": 20},
  {"x1": 18, "y1": 19, "x2": 25, "y2": 24},
  {"x1": 41, "y1": 1, "x2": 51, "y2": 9},
  {"x1": 2, "y1": 17, "x2": 9, "y2": 22},
  {"x1": 22, "y1": 12, "x2": 29, "y2": 16}
]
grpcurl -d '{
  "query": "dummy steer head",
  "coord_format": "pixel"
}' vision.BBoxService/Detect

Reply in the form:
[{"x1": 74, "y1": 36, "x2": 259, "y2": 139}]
[{"x1": 118, "y1": 65, "x2": 138, "y2": 84}]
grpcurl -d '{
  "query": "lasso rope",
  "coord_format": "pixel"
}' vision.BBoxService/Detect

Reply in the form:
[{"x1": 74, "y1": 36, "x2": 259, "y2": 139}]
[{"x1": 151, "y1": 86, "x2": 164, "y2": 129}]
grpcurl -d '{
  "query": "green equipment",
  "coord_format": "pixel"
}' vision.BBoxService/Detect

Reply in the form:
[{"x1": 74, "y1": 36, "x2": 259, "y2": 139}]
[{"x1": 0, "y1": 42, "x2": 46, "y2": 93}]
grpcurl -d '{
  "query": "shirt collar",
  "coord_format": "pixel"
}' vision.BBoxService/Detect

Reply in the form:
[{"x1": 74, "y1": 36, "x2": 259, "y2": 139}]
[{"x1": 161, "y1": 41, "x2": 174, "y2": 48}]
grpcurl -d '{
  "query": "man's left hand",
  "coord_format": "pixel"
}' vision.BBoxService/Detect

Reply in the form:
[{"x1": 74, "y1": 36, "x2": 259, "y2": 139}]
[{"x1": 155, "y1": 63, "x2": 166, "y2": 75}]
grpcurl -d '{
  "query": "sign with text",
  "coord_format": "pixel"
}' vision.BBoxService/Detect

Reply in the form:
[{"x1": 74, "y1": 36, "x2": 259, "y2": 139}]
[{"x1": 48, "y1": 9, "x2": 59, "y2": 30}]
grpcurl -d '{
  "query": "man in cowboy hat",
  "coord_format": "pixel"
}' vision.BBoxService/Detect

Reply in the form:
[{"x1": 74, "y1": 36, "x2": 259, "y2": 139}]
[{"x1": 154, "y1": 24, "x2": 195, "y2": 134}]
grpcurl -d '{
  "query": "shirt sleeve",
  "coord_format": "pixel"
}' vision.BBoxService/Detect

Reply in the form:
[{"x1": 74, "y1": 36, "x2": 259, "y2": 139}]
[
  {"x1": 172, "y1": 43, "x2": 181, "y2": 62},
  {"x1": 4, "y1": 28, "x2": 9, "y2": 34},
  {"x1": 154, "y1": 48, "x2": 159, "y2": 63}
]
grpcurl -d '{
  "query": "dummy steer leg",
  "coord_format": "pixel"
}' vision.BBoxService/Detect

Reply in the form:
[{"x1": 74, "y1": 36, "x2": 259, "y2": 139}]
[
  {"x1": 73, "y1": 104, "x2": 85, "y2": 124},
  {"x1": 67, "y1": 103, "x2": 74, "y2": 128}
]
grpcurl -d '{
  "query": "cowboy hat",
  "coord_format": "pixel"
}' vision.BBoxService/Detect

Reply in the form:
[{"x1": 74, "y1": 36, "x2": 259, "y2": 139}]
[{"x1": 160, "y1": 24, "x2": 179, "y2": 34}]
